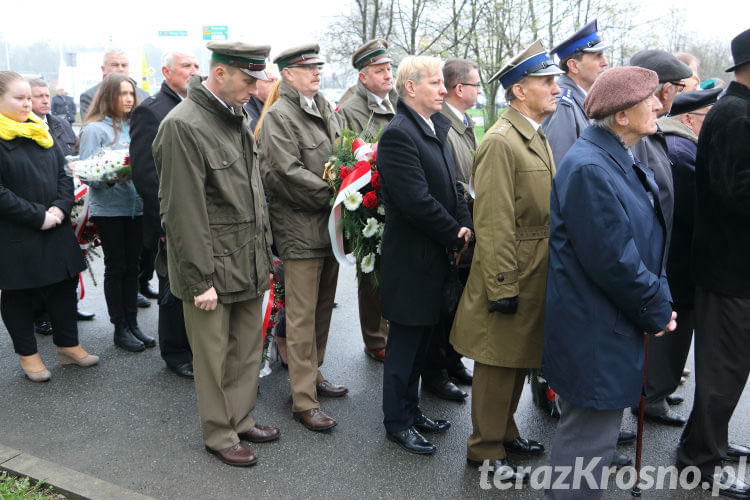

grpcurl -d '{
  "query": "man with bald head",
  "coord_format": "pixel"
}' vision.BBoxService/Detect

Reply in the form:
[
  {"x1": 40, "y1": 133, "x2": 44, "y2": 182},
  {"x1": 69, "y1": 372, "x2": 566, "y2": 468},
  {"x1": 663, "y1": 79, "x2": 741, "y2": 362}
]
[
  {"x1": 131, "y1": 51, "x2": 200, "y2": 379},
  {"x1": 80, "y1": 49, "x2": 150, "y2": 121}
]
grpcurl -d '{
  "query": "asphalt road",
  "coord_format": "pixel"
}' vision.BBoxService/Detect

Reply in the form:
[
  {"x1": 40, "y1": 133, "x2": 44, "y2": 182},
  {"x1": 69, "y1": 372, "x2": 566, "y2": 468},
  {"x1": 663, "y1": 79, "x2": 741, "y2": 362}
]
[{"x1": 1, "y1": 258, "x2": 748, "y2": 499}]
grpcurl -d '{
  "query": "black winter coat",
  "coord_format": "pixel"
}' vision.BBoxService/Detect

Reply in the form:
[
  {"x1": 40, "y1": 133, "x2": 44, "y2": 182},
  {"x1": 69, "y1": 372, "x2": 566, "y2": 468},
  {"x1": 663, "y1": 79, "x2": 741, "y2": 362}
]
[
  {"x1": 376, "y1": 100, "x2": 472, "y2": 325},
  {"x1": 692, "y1": 81, "x2": 750, "y2": 298},
  {"x1": 0, "y1": 137, "x2": 85, "y2": 290},
  {"x1": 47, "y1": 113, "x2": 77, "y2": 157},
  {"x1": 130, "y1": 82, "x2": 182, "y2": 249}
]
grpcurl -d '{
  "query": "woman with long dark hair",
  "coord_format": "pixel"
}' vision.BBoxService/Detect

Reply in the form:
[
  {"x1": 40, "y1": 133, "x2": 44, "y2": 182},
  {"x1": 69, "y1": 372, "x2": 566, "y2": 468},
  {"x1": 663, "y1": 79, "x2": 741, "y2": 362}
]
[
  {"x1": 0, "y1": 71, "x2": 98, "y2": 381},
  {"x1": 79, "y1": 73, "x2": 152, "y2": 352}
]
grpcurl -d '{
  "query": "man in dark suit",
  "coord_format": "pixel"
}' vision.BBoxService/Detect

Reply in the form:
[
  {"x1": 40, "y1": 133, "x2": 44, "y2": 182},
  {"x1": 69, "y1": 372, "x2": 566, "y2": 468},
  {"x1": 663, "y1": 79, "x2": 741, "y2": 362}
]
[
  {"x1": 243, "y1": 67, "x2": 277, "y2": 132},
  {"x1": 130, "y1": 51, "x2": 199, "y2": 378},
  {"x1": 377, "y1": 55, "x2": 473, "y2": 455},
  {"x1": 51, "y1": 87, "x2": 76, "y2": 124},
  {"x1": 677, "y1": 28, "x2": 750, "y2": 498}
]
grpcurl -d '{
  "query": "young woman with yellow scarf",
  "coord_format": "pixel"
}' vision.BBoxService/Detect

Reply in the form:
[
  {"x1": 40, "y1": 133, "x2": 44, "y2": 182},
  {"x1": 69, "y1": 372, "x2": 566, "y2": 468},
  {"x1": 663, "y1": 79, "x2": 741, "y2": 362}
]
[{"x1": 0, "y1": 71, "x2": 99, "y2": 382}]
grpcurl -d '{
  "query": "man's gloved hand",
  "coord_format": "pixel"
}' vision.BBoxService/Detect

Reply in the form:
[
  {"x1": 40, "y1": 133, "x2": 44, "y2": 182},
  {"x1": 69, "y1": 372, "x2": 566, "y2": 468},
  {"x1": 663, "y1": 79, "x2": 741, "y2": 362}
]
[{"x1": 488, "y1": 296, "x2": 519, "y2": 314}]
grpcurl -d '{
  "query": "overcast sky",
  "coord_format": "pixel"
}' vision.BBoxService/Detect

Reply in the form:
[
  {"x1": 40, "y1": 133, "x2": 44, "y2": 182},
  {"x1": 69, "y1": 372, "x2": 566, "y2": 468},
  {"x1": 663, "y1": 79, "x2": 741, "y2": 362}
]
[{"x1": 1, "y1": 0, "x2": 747, "y2": 60}]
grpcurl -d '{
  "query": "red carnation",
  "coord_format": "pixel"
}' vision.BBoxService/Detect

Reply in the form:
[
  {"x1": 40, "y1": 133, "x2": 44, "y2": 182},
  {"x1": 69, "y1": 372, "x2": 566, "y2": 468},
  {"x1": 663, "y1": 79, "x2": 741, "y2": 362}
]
[
  {"x1": 123, "y1": 156, "x2": 130, "y2": 166},
  {"x1": 339, "y1": 166, "x2": 350, "y2": 180},
  {"x1": 363, "y1": 191, "x2": 378, "y2": 210},
  {"x1": 371, "y1": 171, "x2": 381, "y2": 191}
]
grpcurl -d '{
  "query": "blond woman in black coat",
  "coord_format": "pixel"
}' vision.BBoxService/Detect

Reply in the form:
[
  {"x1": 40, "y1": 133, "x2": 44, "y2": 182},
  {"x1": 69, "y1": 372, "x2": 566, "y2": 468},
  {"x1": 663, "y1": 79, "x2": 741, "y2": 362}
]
[{"x1": 0, "y1": 71, "x2": 98, "y2": 382}]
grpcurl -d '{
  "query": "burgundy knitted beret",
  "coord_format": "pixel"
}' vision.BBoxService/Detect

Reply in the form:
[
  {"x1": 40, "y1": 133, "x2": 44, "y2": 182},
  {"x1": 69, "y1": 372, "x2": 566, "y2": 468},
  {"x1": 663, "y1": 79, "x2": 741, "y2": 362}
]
[{"x1": 584, "y1": 66, "x2": 659, "y2": 119}]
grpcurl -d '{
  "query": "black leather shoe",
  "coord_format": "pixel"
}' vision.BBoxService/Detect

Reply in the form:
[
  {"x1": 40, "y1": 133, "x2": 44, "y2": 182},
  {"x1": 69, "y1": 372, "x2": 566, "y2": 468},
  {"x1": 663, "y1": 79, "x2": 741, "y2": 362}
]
[
  {"x1": 76, "y1": 309, "x2": 95, "y2": 321},
  {"x1": 467, "y1": 458, "x2": 529, "y2": 483},
  {"x1": 504, "y1": 437, "x2": 544, "y2": 455},
  {"x1": 618, "y1": 430, "x2": 636, "y2": 445},
  {"x1": 727, "y1": 443, "x2": 750, "y2": 462},
  {"x1": 136, "y1": 293, "x2": 151, "y2": 308},
  {"x1": 168, "y1": 362, "x2": 194, "y2": 378},
  {"x1": 422, "y1": 375, "x2": 468, "y2": 401},
  {"x1": 114, "y1": 322, "x2": 145, "y2": 352},
  {"x1": 414, "y1": 412, "x2": 451, "y2": 433},
  {"x1": 642, "y1": 408, "x2": 687, "y2": 427},
  {"x1": 448, "y1": 365, "x2": 473, "y2": 385},
  {"x1": 701, "y1": 471, "x2": 750, "y2": 499},
  {"x1": 128, "y1": 322, "x2": 156, "y2": 348},
  {"x1": 611, "y1": 450, "x2": 633, "y2": 468},
  {"x1": 34, "y1": 321, "x2": 53, "y2": 336},
  {"x1": 140, "y1": 285, "x2": 159, "y2": 299},
  {"x1": 666, "y1": 394, "x2": 684, "y2": 405},
  {"x1": 386, "y1": 426, "x2": 436, "y2": 455}
]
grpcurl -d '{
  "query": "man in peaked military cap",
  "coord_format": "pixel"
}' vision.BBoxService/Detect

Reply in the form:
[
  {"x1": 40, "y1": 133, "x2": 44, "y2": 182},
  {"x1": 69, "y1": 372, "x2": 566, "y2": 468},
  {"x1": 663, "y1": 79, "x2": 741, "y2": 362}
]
[
  {"x1": 153, "y1": 41, "x2": 280, "y2": 467},
  {"x1": 335, "y1": 39, "x2": 398, "y2": 364},
  {"x1": 541, "y1": 19, "x2": 609, "y2": 164},
  {"x1": 259, "y1": 44, "x2": 348, "y2": 433},
  {"x1": 450, "y1": 40, "x2": 561, "y2": 483}
]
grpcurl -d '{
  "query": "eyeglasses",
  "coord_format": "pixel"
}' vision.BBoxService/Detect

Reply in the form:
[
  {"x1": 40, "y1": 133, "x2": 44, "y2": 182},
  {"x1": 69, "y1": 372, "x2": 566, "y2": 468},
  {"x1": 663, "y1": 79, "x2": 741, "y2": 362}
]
[
  {"x1": 670, "y1": 81, "x2": 687, "y2": 93},
  {"x1": 454, "y1": 82, "x2": 481, "y2": 88},
  {"x1": 687, "y1": 111, "x2": 707, "y2": 116}
]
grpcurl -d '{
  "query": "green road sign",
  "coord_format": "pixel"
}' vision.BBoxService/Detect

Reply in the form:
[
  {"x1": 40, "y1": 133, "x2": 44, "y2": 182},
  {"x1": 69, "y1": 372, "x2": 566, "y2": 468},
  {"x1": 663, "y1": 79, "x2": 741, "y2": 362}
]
[{"x1": 202, "y1": 25, "x2": 228, "y2": 40}]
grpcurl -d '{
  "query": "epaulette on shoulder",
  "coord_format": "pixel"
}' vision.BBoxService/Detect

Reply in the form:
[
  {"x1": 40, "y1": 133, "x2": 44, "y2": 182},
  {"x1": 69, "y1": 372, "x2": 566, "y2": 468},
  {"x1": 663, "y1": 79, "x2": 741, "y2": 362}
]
[
  {"x1": 558, "y1": 88, "x2": 574, "y2": 107},
  {"x1": 489, "y1": 120, "x2": 511, "y2": 137}
]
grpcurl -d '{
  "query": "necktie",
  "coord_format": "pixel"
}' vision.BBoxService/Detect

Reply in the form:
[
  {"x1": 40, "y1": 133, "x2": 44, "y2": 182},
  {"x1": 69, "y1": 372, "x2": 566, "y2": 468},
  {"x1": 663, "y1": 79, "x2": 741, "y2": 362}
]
[
  {"x1": 383, "y1": 98, "x2": 393, "y2": 113},
  {"x1": 463, "y1": 116, "x2": 469, "y2": 127}
]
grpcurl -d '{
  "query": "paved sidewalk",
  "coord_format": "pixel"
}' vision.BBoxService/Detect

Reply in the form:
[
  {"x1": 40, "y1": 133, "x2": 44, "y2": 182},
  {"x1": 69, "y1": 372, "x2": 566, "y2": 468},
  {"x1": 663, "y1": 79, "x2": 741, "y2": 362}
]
[{"x1": 1, "y1": 260, "x2": 748, "y2": 499}]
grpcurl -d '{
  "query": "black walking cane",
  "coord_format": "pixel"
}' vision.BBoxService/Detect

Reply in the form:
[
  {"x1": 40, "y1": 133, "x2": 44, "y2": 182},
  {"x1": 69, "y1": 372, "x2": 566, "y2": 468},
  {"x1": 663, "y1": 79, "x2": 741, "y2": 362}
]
[{"x1": 632, "y1": 334, "x2": 650, "y2": 497}]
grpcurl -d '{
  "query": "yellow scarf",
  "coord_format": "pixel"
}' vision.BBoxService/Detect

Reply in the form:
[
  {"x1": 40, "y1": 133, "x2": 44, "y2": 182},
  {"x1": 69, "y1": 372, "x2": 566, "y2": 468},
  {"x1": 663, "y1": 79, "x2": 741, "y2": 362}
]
[{"x1": 0, "y1": 111, "x2": 54, "y2": 148}]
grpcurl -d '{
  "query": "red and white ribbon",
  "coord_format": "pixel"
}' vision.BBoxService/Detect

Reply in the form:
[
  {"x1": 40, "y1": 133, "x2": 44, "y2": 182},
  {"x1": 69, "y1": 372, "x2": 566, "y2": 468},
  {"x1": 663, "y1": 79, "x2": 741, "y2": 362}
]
[
  {"x1": 352, "y1": 138, "x2": 374, "y2": 161},
  {"x1": 328, "y1": 162, "x2": 372, "y2": 266},
  {"x1": 261, "y1": 274, "x2": 274, "y2": 345}
]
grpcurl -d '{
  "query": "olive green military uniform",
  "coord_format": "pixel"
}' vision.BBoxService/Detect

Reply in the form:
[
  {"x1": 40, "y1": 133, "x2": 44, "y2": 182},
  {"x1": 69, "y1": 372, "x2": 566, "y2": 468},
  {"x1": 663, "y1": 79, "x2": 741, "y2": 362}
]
[
  {"x1": 450, "y1": 105, "x2": 555, "y2": 461},
  {"x1": 153, "y1": 52, "x2": 273, "y2": 450},
  {"x1": 259, "y1": 69, "x2": 342, "y2": 413}
]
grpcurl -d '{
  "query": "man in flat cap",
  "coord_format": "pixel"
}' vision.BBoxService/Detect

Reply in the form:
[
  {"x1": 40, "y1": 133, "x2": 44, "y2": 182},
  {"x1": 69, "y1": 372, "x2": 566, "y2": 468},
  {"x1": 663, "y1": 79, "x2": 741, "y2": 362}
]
[
  {"x1": 243, "y1": 65, "x2": 279, "y2": 133},
  {"x1": 418, "y1": 57, "x2": 482, "y2": 402},
  {"x1": 259, "y1": 43, "x2": 347, "y2": 432},
  {"x1": 542, "y1": 19, "x2": 609, "y2": 164},
  {"x1": 335, "y1": 38, "x2": 398, "y2": 364},
  {"x1": 153, "y1": 41, "x2": 280, "y2": 466},
  {"x1": 677, "y1": 28, "x2": 750, "y2": 498},
  {"x1": 629, "y1": 49, "x2": 692, "y2": 427},
  {"x1": 450, "y1": 40, "x2": 561, "y2": 483},
  {"x1": 543, "y1": 66, "x2": 676, "y2": 500}
]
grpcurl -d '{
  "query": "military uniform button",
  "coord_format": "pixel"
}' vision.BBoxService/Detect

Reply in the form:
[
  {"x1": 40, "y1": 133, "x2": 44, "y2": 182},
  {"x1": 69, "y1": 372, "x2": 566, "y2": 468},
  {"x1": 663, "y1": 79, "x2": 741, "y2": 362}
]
[
  {"x1": 496, "y1": 273, "x2": 504, "y2": 282},
  {"x1": 224, "y1": 249, "x2": 229, "y2": 254},
  {"x1": 311, "y1": 143, "x2": 316, "y2": 148}
]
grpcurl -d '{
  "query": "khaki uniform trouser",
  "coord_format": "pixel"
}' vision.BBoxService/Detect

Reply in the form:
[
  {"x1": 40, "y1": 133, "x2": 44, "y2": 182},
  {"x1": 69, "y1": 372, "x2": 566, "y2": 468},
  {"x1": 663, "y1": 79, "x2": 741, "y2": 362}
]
[
  {"x1": 183, "y1": 296, "x2": 263, "y2": 450},
  {"x1": 284, "y1": 256, "x2": 339, "y2": 412},
  {"x1": 357, "y1": 279, "x2": 388, "y2": 350},
  {"x1": 467, "y1": 362, "x2": 527, "y2": 460}
]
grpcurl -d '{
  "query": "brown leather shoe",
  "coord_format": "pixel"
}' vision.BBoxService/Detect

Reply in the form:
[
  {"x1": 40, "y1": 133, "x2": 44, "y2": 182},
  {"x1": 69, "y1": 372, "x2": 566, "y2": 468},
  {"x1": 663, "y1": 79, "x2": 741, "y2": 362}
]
[
  {"x1": 316, "y1": 379, "x2": 349, "y2": 398},
  {"x1": 365, "y1": 347, "x2": 386, "y2": 362},
  {"x1": 293, "y1": 408, "x2": 337, "y2": 431},
  {"x1": 238, "y1": 424, "x2": 280, "y2": 443},
  {"x1": 205, "y1": 442, "x2": 257, "y2": 467}
]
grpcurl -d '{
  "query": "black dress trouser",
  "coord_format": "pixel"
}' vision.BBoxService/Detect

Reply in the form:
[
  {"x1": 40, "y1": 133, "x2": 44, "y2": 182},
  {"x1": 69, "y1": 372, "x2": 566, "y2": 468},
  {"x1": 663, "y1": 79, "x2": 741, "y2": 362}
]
[
  {"x1": 1, "y1": 278, "x2": 79, "y2": 356},
  {"x1": 92, "y1": 216, "x2": 143, "y2": 325},
  {"x1": 383, "y1": 321, "x2": 434, "y2": 433},
  {"x1": 157, "y1": 273, "x2": 192, "y2": 367},
  {"x1": 677, "y1": 287, "x2": 750, "y2": 474}
]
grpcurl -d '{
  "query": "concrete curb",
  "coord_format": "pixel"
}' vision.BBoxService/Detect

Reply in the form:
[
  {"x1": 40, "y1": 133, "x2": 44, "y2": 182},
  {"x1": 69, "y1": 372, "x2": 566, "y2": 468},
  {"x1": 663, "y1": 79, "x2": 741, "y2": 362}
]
[{"x1": 0, "y1": 444, "x2": 153, "y2": 500}]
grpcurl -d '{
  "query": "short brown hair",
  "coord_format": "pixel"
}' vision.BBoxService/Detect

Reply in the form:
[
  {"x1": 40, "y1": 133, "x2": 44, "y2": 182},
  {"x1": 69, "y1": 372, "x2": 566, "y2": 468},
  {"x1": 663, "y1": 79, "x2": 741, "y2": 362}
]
[{"x1": 443, "y1": 58, "x2": 478, "y2": 90}]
